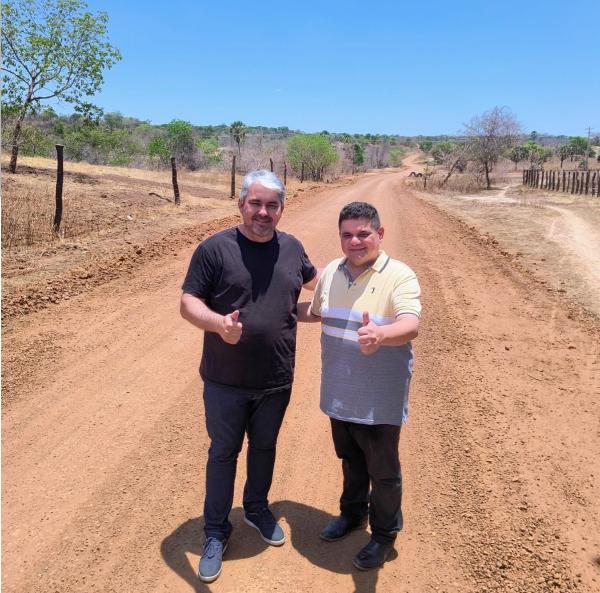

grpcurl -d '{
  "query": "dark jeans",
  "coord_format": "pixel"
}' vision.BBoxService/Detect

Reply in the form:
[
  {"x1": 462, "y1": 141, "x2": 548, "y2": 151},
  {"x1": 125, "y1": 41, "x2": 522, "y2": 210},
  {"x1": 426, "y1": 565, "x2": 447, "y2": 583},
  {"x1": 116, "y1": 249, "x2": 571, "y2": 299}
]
[
  {"x1": 202, "y1": 381, "x2": 291, "y2": 540},
  {"x1": 330, "y1": 418, "x2": 402, "y2": 545}
]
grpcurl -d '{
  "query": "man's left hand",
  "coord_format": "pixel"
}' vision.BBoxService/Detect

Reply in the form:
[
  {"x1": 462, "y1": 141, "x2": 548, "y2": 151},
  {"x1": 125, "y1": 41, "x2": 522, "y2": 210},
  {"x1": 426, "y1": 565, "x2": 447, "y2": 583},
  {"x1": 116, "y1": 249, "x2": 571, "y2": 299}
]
[{"x1": 357, "y1": 311, "x2": 382, "y2": 355}]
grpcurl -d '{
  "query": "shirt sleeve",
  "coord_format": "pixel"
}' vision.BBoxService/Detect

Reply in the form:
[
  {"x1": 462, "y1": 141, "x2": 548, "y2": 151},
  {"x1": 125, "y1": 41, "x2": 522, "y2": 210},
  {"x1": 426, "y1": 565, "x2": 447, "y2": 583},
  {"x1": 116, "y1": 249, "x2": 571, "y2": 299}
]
[
  {"x1": 181, "y1": 241, "x2": 217, "y2": 299},
  {"x1": 300, "y1": 247, "x2": 317, "y2": 284},
  {"x1": 392, "y1": 268, "x2": 422, "y2": 318}
]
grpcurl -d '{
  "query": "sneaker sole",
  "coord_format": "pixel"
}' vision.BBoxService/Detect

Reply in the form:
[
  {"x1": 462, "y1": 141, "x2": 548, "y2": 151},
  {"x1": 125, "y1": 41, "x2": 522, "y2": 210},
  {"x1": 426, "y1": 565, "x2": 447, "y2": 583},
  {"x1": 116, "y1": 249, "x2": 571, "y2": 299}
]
[
  {"x1": 198, "y1": 542, "x2": 228, "y2": 583},
  {"x1": 319, "y1": 521, "x2": 368, "y2": 542},
  {"x1": 244, "y1": 517, "x2": 286, "y2": 546}
]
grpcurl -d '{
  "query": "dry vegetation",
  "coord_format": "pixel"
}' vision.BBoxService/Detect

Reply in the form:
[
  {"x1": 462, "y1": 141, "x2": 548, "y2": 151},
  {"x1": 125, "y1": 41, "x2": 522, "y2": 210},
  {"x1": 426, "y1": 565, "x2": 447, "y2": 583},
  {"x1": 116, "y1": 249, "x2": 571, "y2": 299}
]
[
  {"x1": 1, "y1": 154, "x2": 336, "y2": 318},
  {"x1": 2, "y1": 155, "x2": 234, "y2": 252},
  {"x1": 407, "y1": 154, "x2": 600, "y2": 319}
]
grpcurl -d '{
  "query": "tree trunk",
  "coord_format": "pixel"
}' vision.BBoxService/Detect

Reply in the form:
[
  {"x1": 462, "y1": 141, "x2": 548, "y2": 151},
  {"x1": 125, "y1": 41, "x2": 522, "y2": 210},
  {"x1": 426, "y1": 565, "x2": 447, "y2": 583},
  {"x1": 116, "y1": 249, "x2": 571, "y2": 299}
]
[
  {"x1": 484, "y1": 161, "x2": 491, "y2": 189},
  {"x1": 9, "y1": 106, "x2": 29, "y2": 173}
]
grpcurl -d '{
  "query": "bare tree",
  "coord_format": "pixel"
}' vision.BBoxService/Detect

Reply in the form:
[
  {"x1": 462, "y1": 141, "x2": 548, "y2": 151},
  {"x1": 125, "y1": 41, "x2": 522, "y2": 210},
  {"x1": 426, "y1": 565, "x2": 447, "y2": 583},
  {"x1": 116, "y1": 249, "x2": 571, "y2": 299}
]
[{"x1": 464, "y1": 107, "x2": 520, "y2": 189}]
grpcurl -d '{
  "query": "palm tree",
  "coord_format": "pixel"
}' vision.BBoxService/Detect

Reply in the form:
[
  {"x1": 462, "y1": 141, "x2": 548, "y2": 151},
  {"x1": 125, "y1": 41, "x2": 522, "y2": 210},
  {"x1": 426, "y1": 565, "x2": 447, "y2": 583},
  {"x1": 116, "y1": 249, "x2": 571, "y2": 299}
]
[{"x1": 230, "y1": 121, "x2": 246, "y2": 156}]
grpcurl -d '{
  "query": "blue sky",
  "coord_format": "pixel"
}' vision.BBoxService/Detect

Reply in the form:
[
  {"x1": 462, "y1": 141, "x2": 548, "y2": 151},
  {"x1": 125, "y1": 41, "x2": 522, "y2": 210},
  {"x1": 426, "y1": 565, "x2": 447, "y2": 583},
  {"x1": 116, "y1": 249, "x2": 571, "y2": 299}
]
[{"x1": 73, "y1": 0, "x2": 598, "y2": 136}]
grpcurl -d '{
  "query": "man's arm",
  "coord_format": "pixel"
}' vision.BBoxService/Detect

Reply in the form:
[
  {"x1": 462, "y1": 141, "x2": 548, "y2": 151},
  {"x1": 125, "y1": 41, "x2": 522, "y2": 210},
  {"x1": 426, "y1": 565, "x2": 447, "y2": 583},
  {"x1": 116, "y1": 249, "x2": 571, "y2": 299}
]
[
  {"x1": 297, "y1": 301, "x2": 321, "y2": 323},
  {"x1": 180, "y1": 292, "x2": 243, "y2": 344},
  {"x1": 357, "y1": 312, "x2": 419, "y2": 355}
]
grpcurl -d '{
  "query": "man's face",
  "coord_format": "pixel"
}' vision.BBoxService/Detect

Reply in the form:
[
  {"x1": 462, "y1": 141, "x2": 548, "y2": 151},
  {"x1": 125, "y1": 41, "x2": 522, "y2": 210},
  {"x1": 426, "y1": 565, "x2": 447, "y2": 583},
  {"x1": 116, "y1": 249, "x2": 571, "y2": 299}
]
[
  {"x1": 339, "y1": 217, "x2": 384, "y2": 269},
  {"x1": 238, "y1": 182, "x2": 283, "y2": 242}
]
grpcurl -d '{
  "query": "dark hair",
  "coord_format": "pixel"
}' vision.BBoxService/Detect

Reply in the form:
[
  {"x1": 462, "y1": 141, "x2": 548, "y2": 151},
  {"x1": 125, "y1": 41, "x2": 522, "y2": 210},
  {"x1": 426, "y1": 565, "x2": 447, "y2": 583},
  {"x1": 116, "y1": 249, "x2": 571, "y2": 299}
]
[{"x1": 338, "y1": 202, "x2": 381, "y2": 230}]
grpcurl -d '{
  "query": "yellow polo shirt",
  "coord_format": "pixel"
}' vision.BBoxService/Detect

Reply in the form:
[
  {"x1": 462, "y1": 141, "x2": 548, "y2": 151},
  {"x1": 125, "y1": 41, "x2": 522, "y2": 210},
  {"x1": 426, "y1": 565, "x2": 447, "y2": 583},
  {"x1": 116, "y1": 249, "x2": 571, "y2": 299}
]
[{"x1": 311, "y1": 251, "x2": 421, "y2": 425}]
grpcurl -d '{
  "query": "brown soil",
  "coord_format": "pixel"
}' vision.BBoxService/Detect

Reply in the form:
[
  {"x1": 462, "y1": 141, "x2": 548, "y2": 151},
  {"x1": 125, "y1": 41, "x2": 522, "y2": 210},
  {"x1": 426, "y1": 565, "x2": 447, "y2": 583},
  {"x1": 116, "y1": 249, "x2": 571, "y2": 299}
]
[{"x1": 2, "y1": 157, "x2": 599, "y2": 593}]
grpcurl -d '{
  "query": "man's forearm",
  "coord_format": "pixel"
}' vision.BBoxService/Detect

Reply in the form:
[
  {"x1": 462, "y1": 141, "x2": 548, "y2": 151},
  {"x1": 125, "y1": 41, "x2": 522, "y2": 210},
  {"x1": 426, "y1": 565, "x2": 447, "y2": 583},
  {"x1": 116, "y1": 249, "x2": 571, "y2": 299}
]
[
  {"x1": 379, "y1": 314, "x2": 419, "y2": 346},
  {"x1": 297, "y1": 301, "x2": 321, "y2": 323},
  {"x1": 180, "y1": 292, "x2": 223, "y2": 333}
]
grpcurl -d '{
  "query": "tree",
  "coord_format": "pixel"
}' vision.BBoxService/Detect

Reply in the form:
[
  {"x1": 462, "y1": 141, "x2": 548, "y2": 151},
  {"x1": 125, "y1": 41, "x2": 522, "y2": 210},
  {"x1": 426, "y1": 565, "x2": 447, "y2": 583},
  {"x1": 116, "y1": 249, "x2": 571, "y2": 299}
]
[
  {"x1": 388, "y1": 148, "x2": 405, "y2": 167},
  {"x1": 147, "y1": 136, "x2": 170, "y2": 167},
  {"x1": 165, "y1": 119, "x2": 196, "y2": 164},
  {"x1": 230, "y1": 120, "x2": 246, "y2": 156},
  {"x1": 464, "y1": 107, "x2": 520, "y2": 189},
  {"x1": 352, "y1": 143, "x2": 365, "y2": 167},
  {"x1": 431, "y1": 141, "x2": 455, "y2": 164},
  {"x1": 419, "y1": 140, "x2": 433, "y2": 152},
  {"x1": 522, "y1": 141, "x2": 552, "y2": 168},
  {"x1": 568, "y1": 136, "x2": 588, "y2": 161},
  {"x1": 509, "y1": 145, "x2": 529, "y2": 170},
  {"x1": 197, "y1": 138, "x2": 222, "y2": 165},
  {"x1": 1, "y1": 0, "x2": 121, "y2": 172},
  {"x1": 557, "y1": 144, "x2": 570, "y2": 169},
  {"x1": 286, "y1": 134, "x2": 338, "y2": 181}
]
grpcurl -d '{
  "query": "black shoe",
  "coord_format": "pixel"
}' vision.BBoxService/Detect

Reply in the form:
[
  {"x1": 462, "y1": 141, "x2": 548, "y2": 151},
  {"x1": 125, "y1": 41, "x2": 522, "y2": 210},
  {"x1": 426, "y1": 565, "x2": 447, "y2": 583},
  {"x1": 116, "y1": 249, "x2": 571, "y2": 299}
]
[
  {"x1": 320, "y1": 515, "x2": 367, "y2": 542},
  {"x1": 352, "y1": 539, "x2": 393, "y2": 570}
]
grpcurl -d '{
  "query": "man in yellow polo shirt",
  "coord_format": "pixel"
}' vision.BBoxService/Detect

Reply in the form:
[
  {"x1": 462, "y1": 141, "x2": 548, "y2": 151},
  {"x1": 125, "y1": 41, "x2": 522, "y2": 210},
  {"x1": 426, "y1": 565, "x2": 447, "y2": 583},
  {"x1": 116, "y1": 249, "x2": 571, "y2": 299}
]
[{"x1": 300, "y1": 202, "x2": 421, "y2": 570}]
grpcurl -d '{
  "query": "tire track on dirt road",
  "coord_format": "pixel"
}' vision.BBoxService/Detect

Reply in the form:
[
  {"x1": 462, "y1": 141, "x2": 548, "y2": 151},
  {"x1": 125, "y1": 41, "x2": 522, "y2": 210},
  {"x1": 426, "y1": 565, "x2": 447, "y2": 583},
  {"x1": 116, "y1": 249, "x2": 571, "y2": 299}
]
[{"x1": 2, "y1": 165, "x2": 599, "y2": 593}]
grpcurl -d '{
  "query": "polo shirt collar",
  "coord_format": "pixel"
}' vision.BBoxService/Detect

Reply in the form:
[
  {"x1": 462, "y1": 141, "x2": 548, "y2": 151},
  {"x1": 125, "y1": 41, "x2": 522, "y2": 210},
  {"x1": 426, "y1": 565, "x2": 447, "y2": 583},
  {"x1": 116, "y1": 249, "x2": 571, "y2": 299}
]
[{"x1": 339, "y1": 250, "x2": 389, "y2": 273}]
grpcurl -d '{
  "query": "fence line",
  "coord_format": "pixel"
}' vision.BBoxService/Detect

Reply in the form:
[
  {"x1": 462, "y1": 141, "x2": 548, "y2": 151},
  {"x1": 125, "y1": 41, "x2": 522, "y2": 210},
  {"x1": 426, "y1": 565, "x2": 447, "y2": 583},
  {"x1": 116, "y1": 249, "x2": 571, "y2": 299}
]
[{"x1": 523, "y1": 169, "x2": 599, "y2": 197}]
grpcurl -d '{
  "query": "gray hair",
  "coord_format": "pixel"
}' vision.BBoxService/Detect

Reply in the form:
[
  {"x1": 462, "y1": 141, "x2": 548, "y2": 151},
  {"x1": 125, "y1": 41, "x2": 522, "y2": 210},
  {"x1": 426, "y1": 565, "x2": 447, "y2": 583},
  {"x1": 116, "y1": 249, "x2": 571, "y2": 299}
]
[{"x1": 240, "y1": 170, "x2": 285, "y2": 204}]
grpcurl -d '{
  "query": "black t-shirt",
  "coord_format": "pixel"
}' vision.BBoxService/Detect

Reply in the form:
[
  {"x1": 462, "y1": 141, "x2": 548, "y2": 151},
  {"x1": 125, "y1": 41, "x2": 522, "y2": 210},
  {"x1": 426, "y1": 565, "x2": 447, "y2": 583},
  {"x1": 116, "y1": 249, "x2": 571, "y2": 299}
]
[{"x1": 182, "y1": 227, "x2": 316, "y2": 392}]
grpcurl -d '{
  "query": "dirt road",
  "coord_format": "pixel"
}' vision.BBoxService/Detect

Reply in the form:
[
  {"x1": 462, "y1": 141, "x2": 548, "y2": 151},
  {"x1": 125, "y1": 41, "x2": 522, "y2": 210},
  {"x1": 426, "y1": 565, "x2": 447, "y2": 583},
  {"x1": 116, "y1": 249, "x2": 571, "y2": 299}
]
[{"x1": 3, "y1": 165, "x2": 599, "y2": 593}]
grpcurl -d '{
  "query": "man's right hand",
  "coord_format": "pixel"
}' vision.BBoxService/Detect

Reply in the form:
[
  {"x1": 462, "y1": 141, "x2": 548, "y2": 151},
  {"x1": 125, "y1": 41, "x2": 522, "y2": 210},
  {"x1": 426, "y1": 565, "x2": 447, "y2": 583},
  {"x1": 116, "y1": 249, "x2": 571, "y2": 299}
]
[{"x1": 219, "y1": 310, "x2": 243, "y2": 344}]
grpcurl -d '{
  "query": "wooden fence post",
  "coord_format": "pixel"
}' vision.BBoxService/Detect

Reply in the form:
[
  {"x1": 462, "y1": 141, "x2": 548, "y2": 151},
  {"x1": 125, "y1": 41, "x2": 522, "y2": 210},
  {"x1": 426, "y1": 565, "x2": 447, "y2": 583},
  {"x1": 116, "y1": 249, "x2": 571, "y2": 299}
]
[
  {"x1": 269, "y1": 158, "x2": 273, "y2": 172},
  {"x1": 562, "y1": 171, "x2": 566, "y2": 192},
  {"x1": 301, "y1": 162, "x2": 304, "y2": 183},
  {"x1": 170, "y1": 157, "x2": 180, "y2": 205},
  {"x1": 53, "y1": 144, "x2": 64, "y2": 236},
  {"x1": 592, "y1": 172, "x2": 597, "y2": 197},
  {"x1": 230, "y1": 155, "x2": 236, "y2": 198},
  {"x1": 284, "y1": 161, "x2": 287, "y2": 186},
  {"x1": 585, "y1": 171, "x2": 590, "y2": 195}
]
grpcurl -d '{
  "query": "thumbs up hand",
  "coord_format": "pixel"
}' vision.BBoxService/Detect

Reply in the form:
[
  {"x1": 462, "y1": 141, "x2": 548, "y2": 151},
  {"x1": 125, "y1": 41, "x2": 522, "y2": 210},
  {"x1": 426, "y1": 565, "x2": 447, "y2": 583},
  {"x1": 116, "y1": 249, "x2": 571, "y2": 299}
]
[
  {"x1": 220, "y1": 309, "x2": 243, "y2": 344},
  {"x1": 357, "y1": 310, "x2": 382, "y2": 355}
]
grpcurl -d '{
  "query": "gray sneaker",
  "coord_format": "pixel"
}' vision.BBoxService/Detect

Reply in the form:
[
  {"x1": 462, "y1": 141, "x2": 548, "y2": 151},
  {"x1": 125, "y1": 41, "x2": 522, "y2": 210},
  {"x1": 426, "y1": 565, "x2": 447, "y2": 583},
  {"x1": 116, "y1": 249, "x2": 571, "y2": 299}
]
[
  {"x1": 198, "y1": 537, "x2": 228, "y2": 583},
  {"x1": 244, "y1": 508, "x2": 286, "y2": 545}
]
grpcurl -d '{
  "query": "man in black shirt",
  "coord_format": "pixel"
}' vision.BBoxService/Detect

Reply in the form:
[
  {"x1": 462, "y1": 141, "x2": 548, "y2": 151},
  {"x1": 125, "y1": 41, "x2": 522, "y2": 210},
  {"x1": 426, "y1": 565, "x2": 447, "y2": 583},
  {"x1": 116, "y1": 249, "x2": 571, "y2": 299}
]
[{"x1": 181, "y1": 170, "x2": 318, "y2": 583}]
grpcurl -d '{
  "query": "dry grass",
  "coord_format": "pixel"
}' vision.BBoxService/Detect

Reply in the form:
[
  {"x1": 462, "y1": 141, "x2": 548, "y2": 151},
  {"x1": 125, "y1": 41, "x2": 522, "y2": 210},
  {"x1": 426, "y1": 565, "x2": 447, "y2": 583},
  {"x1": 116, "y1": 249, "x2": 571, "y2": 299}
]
[
  {"x1": 1, "y1": 184, "x2": 124, "y2": 251},
  {"x1": 1, "y1": 155, "x2": 228, "y2": 253},
  {"x1": 1, "y1": 155, "x2": 313, "y2": 254}
]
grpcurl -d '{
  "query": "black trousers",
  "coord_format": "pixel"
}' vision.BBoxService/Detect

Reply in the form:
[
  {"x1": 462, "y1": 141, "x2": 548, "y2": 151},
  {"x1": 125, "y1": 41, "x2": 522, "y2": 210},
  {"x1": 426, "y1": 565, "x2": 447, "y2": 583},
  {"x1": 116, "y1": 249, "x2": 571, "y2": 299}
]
[
  {"x1": 330, "y1": 418, "x2": 402, "y2": 545},
  {"x1": 202, "y1": 381, "x2": 291, "y2": 540}
]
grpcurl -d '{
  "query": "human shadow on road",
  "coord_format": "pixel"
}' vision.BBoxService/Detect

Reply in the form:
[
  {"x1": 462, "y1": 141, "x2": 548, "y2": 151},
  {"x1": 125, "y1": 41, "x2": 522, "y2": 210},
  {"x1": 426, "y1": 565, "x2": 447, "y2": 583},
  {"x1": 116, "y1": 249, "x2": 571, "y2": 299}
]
[
  {"x1": 161, "y1": 501, "x2": 394, "y2": 593},
  {"x1": 160, "y1": 507, "x2": 270, "y2": 592},
  {"x1": 273, "y1": 500, "x2": 394, "y2": 593}
]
